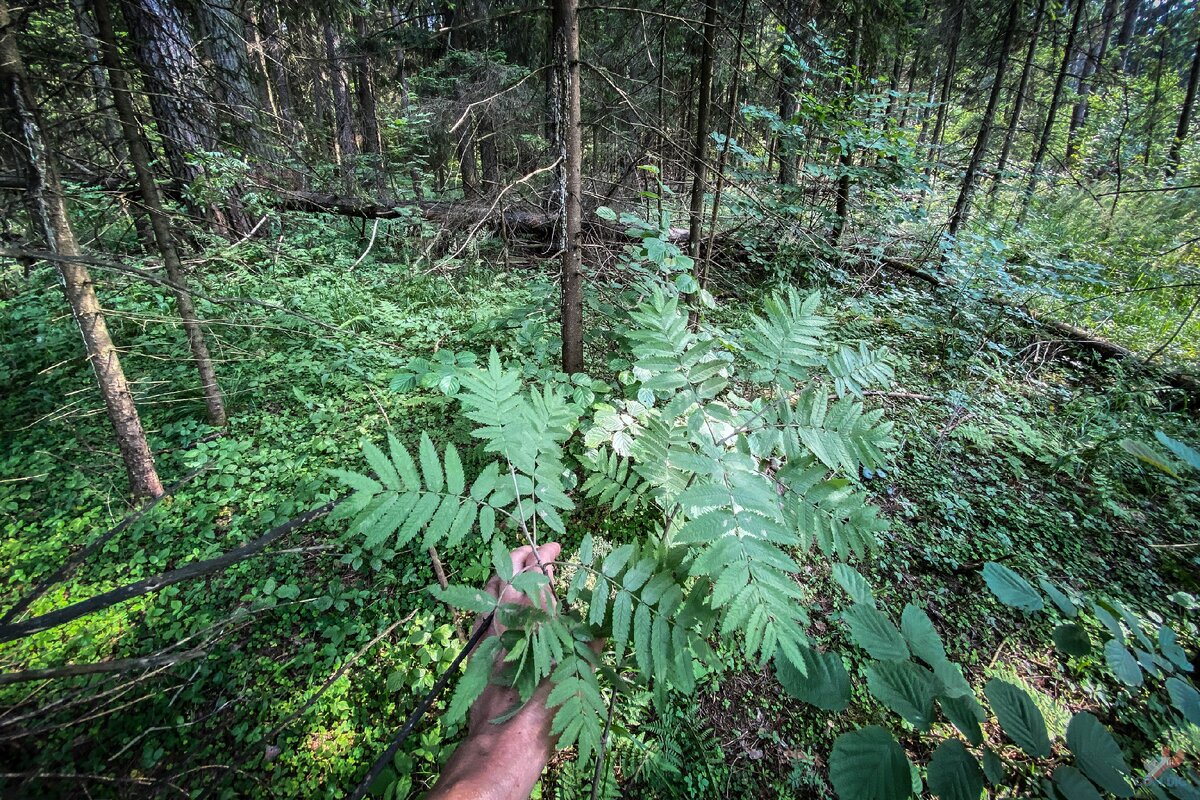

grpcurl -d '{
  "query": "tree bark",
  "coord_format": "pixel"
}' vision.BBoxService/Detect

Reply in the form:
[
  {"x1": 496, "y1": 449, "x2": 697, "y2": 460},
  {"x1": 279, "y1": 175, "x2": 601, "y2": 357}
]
[
  {"x1": 119, "y1": 0, "x2": 248, "y2": 235},
  {"x1": 323, "y1": 17, "x2": 358, "y2": 185},
  {"x1": 988, "y1": 0, "x2": 1047, "y2": 203},
  {"x1": 1020, "y1": 0, "x2": 1086, "y2": 223},
  {"x1": 354, "y1": 11, "x2": 389, "y2": 202},
  {"x1": 1165, "y1": 35, "x2": 1200, "y2": 178},
  {"x1": 1066, "y1": 0, "x2": 1120, "y2": 161},
  {"x1": 924, "y1": 0, "x2": 965, "y2": 192},
  {"x1": 260, "y1": 1, "x2": 295, "y2": 142},
  {"x1": 949, "y1": 0, "x2": 1021, "y2": 235},
  {"x1": 829, "y1": 7, "x2": 862, "y2": 248},
  {"x1": 687, "y1": 0, "x2": 719, "y2": 259},
  {"x1": 70, "y1": 0, "x2": 154, "y2": 248},
  {"x1": 0, "y1": 0, "x2": 163, "y2": 498},
  {"x1": 777, "y1": 0, "x2": 803, "y2": 186},
  {"x1": 1114, "y1": 0, "x2": 1140, "y2": 72},
  {"x1": 91, "y1": 0, "x2": 227, "y2": 427},
  {"x1": 551, "y1": 0, "x2": 584, "y2": 373},
  {"x1": 190, "y1": 0, "x2": 262, "y2": 158}
]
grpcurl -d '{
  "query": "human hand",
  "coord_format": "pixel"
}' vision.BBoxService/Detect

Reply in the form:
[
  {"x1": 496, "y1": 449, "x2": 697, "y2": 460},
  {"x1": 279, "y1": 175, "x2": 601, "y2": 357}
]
[
  {"x1": 468, "y1": 542, "x2": 561, "y2": 736},
  {"x1": 426, "y1": 542, "x2": 562, "y2": 800}
]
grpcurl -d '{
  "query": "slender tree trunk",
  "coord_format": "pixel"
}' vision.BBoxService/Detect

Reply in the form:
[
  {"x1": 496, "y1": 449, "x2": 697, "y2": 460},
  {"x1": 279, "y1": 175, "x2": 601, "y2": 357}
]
[
  {"x1": 949, "y1": 0, "x2": 1021, "y2": 235},
  {"x1": 829, "y1": 7, "x2": 862, "y2": 247},
  {"x1": 191, "y1": 0, "x2": 262, "y2": 159},
  {"x1": 924, "y1": 0, "x2": 965, "y2": 193},
  {"x1": 261, "y1": 2, "x2": 295, "y2": 143},
  {"x1": 989, "y1": 0, "x2": 1048, "y2": 202},
  {"x1": 323, "y1": 17, "x2": 357, "y2": 186},
  {"x1": 1066, "y1": 0, "x2": 1120, "y2": 161},
  {"x1": 1165, "y1": 35, "x2": 1200, "y2": 178},
  {"x1": 119, "y1": 0, "x2": 229, "y2": 228},
  {"x1": 700, "y1": 0, "x2": 748, "y2": 294},
  {"x1": 92, "y1": 0, "x2": 226, "y2": 427},
  {"x1": 777, "y1": 0, "x2": 802, "y2": 185},
  {"x1": 1114, "y1": 0, "x2": 1140, "y2": 72},
  {"x1": 687, "y1": 0, "x2": 719, "y2": 259},
  {"x1": 354, "y1": 12, "x2": 389, "y2": 202},
  {"x1": 0, "y1": 0, "x2": 163, "y2": 498},
  {"x1": 552, "y1": 0, "x2": 583, "y2": 373},
  {"x1": 1020, "y1": 0, "x2": 1086, "y2": 223},
  {"x1": 1143, "y1": 24, "x2": 1168, "y2": 167},
  {"x1": 70, "y1": 0, "x2": 154, "y2": 248}
]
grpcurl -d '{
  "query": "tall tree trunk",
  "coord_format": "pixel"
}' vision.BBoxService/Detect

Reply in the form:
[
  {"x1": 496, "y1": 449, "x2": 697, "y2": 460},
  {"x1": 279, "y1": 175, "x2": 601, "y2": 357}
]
[
  {"x1": 687, "y1": 0, "x2": 719, "y2": 259},
  {"x1": 92, "y1": 0, "x2": 226, "y2": 427},
  {"x1": 701, "y1": 0, "x2": 748, "y2": 293},
  {"x1": 0, "y1": 0, "x2": 163, "y2": 498},
  {"x1": 70, "y1": 0, "x2": 154, "y2": 248},
  {"x1": 354, "y1": 12, "x2": 388, "y2": 202},
  {"x1": 1143, "y1": 24, "x2": 1168, "y2": 167},
  {"x1": 190, "y1": 0, "x2": 262, "y2": 158},
  {"x1": 777, "y1": 0, "x2": 803, "y2": 185},
  {"x1": 260, "y1": 1, "x2": 295, "y2": 143},
  {"x1": 1066, "y1": 0, "x2": 1120, "y2": 161},
  {"x1": 829, "y1": 7, "x2": 862, "y2": 247},
  {"x1": 949, "y1": 0, "x2": 1021, "y2": 235},
  {"x1": 1114, "y1": 0, "x2": 1140, "y2": 72},
  {"x1": 551, "y1": 0, "x2": 583, "y2": 373},
  {"x1": 323, "y1": 17, "x2": 357, "y2": 186},
  {"x1": 989, "y1": 0, "x2": 1048, "y2": 202},
  {"x1": 1165, "y1": 35, "x2": 1200, "y2": 178},
  {"x1": 924, "y1": 0, "x2": 966, "y2": 192},
  {"x1": 1020, "y1": 0, "x2": 1086, "y2": 223},
  {"x1": 118, "y1": 0, "x2": 214, "y2": 215}
]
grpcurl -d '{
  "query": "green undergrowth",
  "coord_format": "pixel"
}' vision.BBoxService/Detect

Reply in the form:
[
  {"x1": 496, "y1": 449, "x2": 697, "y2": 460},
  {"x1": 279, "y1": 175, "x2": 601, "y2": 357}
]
[{"x1": 1, "y1": 220, "x2": 1197, "y2": 798}]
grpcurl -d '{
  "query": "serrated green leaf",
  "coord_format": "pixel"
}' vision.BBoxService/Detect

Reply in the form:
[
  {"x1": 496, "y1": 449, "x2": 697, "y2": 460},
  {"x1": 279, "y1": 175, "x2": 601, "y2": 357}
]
[
  {"x1": 1039, "y1": 578, "x2": 1078, "y2": 618},
  {"x1": 985, "y1": 678, "x2": 1051, "y2": 758},
  {"x1": 478, "y1": 504, "x2": 496, "y2": 540},
  {"x1": 982, "y1": 562, "x2": 1044, "y2": 613},
  {"x1": 362, "y1": 440, "x2": 401, "y2": 491},
  {"x1": 1103, "y1": 639, "x2": 1143, "y2": 687},
  {"x1": 776, "y1": 646, "x2": 850, "y2": 712},
  {"x1": 1166, "y1": 677, "x2": 1200, "y2": 726},
  {"x1": 832, "y1": 563, "x2": 875, "y2": 606},
  {"x1": 843, "y1": 605, "x2": 909, "y2": 662},
  {"x1": 940, "y1": 693, "x2": 984, "y2": 746},
  {"x1": 981, "y1": 749, "x2": 1004, "y2": 785},
  {"x1": 327, "y1": 468, "x2": 383, "y2": 496},
  {"x1": 419, "y1": 433, "x2": 444, "y2": 493},
  {"x1": 866, "y1": 661, "x2": 938, "y2": 730},
  {"x1": 927, "y1": 739, "x2": 984, "y2": 800},
  {"x1": 1065, "y1": 712, "x2": 1132, "y2": 797},
  {"x1": 388, "y1": 433, "x2": 421, "y2": 491},
  {"x1": 492, "y1": 537, "x2": 513, "y2": 582},
  {"x1": 828, "y1": 726, "x2": 913, "y2": 800},
  {"x1": 901, "y1": 604, "x2": 947, "y2": 666},
  {"x1": 1053, "y1": 623, "x2": 1092, "y2": 657},
  {"x1": 432, "y1": 584, "x2": 497, "y2": 614},
  {"x1": 1159, "y1": 626, "x2": 1192, "y2": 672},
  {"x1": 1053, "y1": 766, "x2": 1103, "y2": 800},
  {"x1": 446, "y1": 637, "x2": 500, "y2": 723},
  {"x1": 444, "y1": 444, "x2": 465, "y2": 496}
]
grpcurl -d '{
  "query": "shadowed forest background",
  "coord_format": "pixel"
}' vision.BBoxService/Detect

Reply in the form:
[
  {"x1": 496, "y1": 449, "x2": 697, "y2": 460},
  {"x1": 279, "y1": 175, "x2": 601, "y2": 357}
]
[{"x1": 1, "y1": 0, "x2": 1199, "y2": 796}]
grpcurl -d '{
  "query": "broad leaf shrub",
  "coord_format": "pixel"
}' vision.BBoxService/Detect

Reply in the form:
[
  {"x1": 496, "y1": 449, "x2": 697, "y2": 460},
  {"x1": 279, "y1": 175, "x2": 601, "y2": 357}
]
[{"x1": 334, "y1": 283, "x2": 1200, "y2": 798}]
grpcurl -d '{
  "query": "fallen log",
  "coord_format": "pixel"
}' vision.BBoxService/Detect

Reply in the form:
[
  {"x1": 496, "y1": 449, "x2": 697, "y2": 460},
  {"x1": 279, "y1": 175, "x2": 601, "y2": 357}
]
[
  {"x1": 883, "y1": 258, "x2": 1200, "y2": 399},
  {"x1": 273, "y1": 191, "x2": 690, "y2": 243}
]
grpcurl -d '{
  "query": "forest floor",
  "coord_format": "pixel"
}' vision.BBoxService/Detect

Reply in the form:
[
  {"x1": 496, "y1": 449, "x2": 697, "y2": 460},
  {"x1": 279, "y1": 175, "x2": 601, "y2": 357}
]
[{"x1": 1, "y1": 227, "x2": 1198, "y2": 798}]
